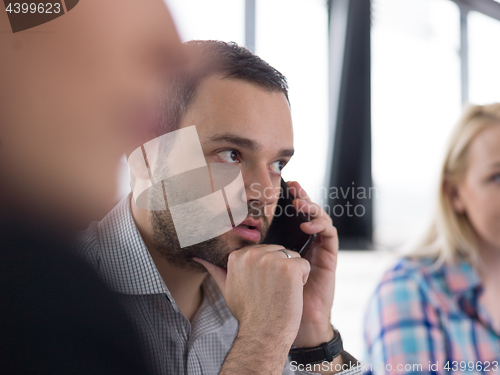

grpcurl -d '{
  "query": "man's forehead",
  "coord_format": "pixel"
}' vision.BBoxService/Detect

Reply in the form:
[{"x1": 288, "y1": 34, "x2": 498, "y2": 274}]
[
  {"x1": 180, "y1": 75, "x2": 294, "y2": 152},
  {"x1": 182, "y1": 75, "x2": 289, "y2": 117}
]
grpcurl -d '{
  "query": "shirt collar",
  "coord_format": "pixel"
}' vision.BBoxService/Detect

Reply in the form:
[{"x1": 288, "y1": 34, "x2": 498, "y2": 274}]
[
  {"x1": 96, "y1": 194, "x2": 233, "y2": 324},
  {"x1": 201, "y1": 275, "x2": 235, "y2": 325},
  {"x1": 96, "y1": 194, "x2": 171, "y2": 296},
  {"x1": 442, "y1": 258, "x2": 482, "y2": 297}
]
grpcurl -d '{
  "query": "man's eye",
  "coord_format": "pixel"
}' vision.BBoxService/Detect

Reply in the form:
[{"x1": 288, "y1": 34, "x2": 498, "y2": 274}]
[
  {"x1": 270, "y1": 160, "x2": 285, "y2": 174},
  {"x1": 217, "y1": 150, "x2": 239, "y2": 163}
]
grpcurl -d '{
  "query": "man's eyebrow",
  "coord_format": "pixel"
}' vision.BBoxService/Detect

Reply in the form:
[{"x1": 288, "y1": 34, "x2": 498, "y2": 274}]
[
  {"x1": 277, "y1": 148, "x2": 295, "y2": 158},
  {"x1": 207, "y1": 134, "x2": 262, "y2": 152},
  {"x1": 206, "y1": 134, "x2": 294, "y2": 158}
]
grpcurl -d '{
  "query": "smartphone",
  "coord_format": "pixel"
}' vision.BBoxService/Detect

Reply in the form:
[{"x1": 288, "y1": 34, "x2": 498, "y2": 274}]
[{"x1": 262, "y1": 179, "x2": 317, "y2": 256}]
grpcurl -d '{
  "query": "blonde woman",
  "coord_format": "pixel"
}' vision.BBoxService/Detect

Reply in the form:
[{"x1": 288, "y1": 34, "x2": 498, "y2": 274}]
[{"x1": 364, "y1": 104, "x2": 500, "y2": 375}]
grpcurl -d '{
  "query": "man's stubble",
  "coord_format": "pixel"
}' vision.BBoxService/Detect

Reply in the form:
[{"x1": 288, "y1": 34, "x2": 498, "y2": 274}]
[{"x1": 150, "y1": 203, "x2": 271, "y2": 272}]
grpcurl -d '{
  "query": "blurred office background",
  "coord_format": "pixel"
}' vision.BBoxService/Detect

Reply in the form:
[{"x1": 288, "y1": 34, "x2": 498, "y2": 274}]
[{"x1": 113, "y1": 0, "x2": 500, "y2": 359}]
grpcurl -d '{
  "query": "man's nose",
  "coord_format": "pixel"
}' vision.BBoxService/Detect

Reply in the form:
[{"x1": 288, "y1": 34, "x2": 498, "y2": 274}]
[{"x1": 244, "y1": 166, "x2": 280, "y2": 208}]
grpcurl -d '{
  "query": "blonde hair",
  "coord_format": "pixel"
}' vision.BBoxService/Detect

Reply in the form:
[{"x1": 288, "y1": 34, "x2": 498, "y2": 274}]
[{"x1": 411, "y1": 103, "x2": 500, "y2": 266}]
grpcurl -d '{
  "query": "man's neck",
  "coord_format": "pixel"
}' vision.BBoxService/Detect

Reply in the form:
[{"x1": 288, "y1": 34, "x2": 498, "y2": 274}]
[
  {"x1": 148, "y1": 246, "x2": 207, "y2": 322},
  {"x1": 130, "y1": 196, "x2": 207, "y2": 322}
]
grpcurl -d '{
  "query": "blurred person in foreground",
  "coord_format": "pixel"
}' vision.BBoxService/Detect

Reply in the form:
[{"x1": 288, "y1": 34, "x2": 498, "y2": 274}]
[
  {"x1": 364, "y1": 103, "x2": 500, "y2": 375},
  {"x1": 0, "y1": 0, "x2": 188, "y2": 372},
  {"x1": 78, "y1": 40, "x2": 362, "y2": 375}
]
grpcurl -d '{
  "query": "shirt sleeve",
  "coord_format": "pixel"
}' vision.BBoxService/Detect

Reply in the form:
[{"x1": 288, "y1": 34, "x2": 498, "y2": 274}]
[{"x1": 363, "y1": 268, "x2": 446, "y2": 375}]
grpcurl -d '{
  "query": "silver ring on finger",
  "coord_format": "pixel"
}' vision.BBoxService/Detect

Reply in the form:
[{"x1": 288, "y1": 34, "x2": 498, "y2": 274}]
[{"x1": 278, "y1": 248, "x2": 292, "y2": 259}]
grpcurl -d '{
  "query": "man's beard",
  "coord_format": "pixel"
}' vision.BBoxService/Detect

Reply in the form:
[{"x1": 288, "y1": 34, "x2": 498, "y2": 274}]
[{"x1": 151, "y1": 204, "x2": 270, "y2": 272}]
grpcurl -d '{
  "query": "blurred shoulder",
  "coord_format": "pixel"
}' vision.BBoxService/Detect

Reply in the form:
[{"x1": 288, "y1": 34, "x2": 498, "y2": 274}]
[
  {"x1": 380, "y1": 257, "x2": 440, "y2": 284},
  {"x1": 373, "y1": 256, "x2": 451, "y2": 310}
]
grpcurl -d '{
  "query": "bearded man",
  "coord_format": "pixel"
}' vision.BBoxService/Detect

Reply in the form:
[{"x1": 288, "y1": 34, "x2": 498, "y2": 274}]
[{"x1": 78, "y1": 40, "x2": 361, "y2": 375}]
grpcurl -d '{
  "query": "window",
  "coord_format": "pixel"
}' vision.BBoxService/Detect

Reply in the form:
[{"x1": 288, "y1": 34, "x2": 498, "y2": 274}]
[
  {"x1": 371, "y1": 0, "x2": 462, "y2": 248},
  {"x1": 167, "y1": 0, "x2": 245, "y2": 44},
  {"x1": 256, "y1": 0, "x2": 329, "y2": 203},
  {"x1": 468, "y1": 11, "x2": 500, "y2": 104}
]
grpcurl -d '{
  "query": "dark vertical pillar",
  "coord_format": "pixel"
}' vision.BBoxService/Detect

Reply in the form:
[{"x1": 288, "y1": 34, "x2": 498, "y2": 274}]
[
  {"x1": 328, "y1": 0, "x2": 372, "y2": 249},
  {"x1": 245, "y1": 0, "x2": 256, "y2": 53},
  {"x1": 459, "y1": 4, "x2": 469, "y2": 105}
]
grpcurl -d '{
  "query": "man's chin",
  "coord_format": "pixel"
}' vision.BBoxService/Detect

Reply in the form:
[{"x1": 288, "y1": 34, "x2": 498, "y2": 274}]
[
  {"x1": 154, "y1": 228, "x2": 259, "y2": 273},
  {"x1": 191, "y1": 258, "x2": 228, "y2": 273},
  {"x1": 189, "y1": 258, "x2": 218, "y2": 273},
  {"x1": 224, "y1": 228, "x2": 261, "y2": 248},
  {"x1": 193, "y1": 234, "x2": 255, "y2": 271}
]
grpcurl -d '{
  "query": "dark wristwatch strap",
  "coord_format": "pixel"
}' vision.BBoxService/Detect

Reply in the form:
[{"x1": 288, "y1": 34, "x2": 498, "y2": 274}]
[{"x1": 288, "y1": 329, "x2": 343, "y2": 365}]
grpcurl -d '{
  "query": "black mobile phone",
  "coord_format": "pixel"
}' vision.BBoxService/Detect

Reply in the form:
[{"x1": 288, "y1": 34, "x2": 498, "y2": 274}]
[{"x1": 262, "y1": 179, "x2": 317, "y2": 256}]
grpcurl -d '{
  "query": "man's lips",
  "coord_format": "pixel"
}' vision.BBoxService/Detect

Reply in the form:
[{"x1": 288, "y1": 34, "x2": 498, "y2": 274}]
[
  {"x1": 238, "y1": 217, "x2": 263, "y2": 231},
  {"x1": 232, "y1": 217, "x2": 263, "y2": 242}
]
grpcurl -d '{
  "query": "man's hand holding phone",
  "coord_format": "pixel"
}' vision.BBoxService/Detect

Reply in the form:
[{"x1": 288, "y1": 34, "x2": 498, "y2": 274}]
[{"x1": 287, "y1": 181, "x2": 339, "y2": 348}]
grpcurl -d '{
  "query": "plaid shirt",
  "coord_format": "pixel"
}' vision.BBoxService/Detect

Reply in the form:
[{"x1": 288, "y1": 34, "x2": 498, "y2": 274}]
[
  {"x1": 77, "y1": 195, "x2": 361, "y2": 375},
  {"x1": 364, "y1": 257, "x2": 500, "y2": 375}
]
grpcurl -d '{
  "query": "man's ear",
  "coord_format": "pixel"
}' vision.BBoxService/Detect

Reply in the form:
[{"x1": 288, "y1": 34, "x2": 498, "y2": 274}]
[{"x1": 444, "y1": 179, "x2": 465, "y2": 214}]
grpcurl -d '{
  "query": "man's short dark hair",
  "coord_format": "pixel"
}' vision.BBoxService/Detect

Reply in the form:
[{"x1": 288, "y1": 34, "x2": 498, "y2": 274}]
[{"x1": 156, "y1": 40, "x2": 289, "y2": 136}]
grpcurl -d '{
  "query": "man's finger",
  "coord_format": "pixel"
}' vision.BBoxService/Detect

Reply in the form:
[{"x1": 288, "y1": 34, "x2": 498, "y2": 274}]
[
  {"x1": 291, "y1": 257, "x2": 311, "y2": 285},
  {"x1": 294, "y1": 198, "x2": 333, "y2": 224},
  {"x1": 286, "y1": 181, "x2": 311, "y2": 201},
  {"x1": 300, "y1": 219, "x2": 339, "y2": 256},
  {"x1": 193, "y1": 258, "x2": 227, "y2": 292}
]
